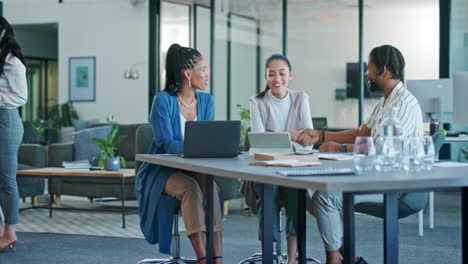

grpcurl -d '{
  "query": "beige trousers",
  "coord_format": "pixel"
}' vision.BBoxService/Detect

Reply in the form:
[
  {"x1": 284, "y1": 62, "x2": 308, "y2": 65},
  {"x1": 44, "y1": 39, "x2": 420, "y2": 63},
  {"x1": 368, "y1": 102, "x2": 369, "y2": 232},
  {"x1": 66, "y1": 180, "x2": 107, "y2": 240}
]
[{"x1": 164, "y1": 171, "x2": 223, "y2": 236}]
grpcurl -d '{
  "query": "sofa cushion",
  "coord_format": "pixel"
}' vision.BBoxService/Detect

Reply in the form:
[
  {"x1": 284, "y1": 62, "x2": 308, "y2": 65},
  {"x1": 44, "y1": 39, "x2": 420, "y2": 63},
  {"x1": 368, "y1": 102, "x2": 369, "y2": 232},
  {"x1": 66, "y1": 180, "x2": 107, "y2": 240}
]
[
  {"x1": 72, "y1": 119, "x2": 100, "y2": 131},
  {"x1": 73, "y1": 125, "x2": 113, "y2": 165}
]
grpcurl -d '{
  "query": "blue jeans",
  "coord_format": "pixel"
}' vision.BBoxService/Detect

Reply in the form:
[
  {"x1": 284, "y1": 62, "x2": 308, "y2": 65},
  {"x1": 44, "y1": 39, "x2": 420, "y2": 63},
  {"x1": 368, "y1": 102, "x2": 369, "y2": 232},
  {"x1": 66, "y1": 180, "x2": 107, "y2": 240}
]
[
  {"x1": 0, "y1": 108, "x2": 23, "y2": 224},
  {"x1": 253, "y1": 183, "x2": 299, "y2": 240}
]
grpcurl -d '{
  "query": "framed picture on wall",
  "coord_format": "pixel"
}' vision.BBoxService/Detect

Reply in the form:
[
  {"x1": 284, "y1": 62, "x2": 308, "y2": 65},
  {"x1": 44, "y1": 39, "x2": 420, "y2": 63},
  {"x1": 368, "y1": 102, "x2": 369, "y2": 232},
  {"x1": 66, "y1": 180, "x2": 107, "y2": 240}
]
[{"x1": 69, "y1": 57, "x2": 96, "y2": 102}]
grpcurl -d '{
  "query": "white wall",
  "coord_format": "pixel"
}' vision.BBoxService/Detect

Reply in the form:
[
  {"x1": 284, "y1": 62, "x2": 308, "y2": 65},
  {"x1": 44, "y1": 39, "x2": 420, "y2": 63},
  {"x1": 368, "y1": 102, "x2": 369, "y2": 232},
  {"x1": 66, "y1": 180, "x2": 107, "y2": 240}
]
[
  {"x1": 5, "y1": 0, "x2": 149, "y2": 124},
  {"x1": 451, "y1": 0, "x2": 468, "y2": 73},
  {"x1": 285, "y1": 2, "x2": 439, "y2": 128},
  {"x1": 15, "y1": 28, "x2": 58, "y2": 59}
]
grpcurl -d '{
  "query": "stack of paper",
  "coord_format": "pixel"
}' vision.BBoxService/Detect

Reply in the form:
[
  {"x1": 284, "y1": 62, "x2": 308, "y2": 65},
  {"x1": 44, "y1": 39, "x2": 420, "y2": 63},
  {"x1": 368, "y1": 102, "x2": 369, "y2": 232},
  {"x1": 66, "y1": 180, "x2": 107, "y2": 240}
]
[
  {"x1": 249, "y1": 159, "x2": 321, "y2": 167},
  {"x1": 253, "y1": 152, "x2": 319, "y2": 162},
  {"x1": 62, "y1": 160, "x2": 91, "y2": 170}
]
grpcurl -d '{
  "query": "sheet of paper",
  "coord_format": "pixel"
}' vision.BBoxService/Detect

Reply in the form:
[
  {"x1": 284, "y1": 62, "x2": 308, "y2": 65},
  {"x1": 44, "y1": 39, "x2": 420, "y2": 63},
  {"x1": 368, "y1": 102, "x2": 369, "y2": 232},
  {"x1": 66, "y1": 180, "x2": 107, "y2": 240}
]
[{"x1": 434, "y1": 162, "x2": 468, "y2": 168}]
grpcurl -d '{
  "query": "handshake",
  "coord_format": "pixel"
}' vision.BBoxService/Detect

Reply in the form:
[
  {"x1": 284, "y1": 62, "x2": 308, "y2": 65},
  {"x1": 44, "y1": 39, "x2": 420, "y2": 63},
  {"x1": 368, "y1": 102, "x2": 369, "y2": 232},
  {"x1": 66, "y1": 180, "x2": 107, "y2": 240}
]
[
  {"x1": 289, "y1": 129, "x2": 345, "y2": 152},
  {"x1": 289, "y1": 129, "x2": 321, "y2": 147}
]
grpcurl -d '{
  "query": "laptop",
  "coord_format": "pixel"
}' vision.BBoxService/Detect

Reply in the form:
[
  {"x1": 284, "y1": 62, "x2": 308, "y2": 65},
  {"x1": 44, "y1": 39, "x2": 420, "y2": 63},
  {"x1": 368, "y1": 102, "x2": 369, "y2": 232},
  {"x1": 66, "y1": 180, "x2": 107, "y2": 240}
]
[
  {"x1": 183, "y1": 120, "x2": 241, "y2": 158},
  {"x1": 247, "y1": 132, "x2": 293, "y2": 155}
]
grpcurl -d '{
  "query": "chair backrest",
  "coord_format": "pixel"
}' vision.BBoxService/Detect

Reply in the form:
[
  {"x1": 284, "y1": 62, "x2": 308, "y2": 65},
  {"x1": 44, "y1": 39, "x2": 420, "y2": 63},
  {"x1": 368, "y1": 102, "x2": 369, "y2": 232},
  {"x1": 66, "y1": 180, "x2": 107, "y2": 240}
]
[
  {"x1": 356, "y1": 133, "x2": 446, "y2": 219},
  {"x1": 243, "y1": 127, "x2": 251, "y2": 152},
  {"x1": 312, "y1": 117, "x2": 328, "y2": 129},
  {"x1": 431, "y1": 131, "x2": 446, "y2": 156},
  {"x1": 135, "y1": 124, "x2": 154, "y2": 173}
]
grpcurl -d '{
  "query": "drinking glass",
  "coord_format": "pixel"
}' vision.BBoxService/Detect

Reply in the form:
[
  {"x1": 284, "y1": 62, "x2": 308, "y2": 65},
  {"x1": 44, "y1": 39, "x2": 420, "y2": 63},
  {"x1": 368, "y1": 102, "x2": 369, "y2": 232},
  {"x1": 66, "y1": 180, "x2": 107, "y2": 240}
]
[
  {"x1": 353, "y1": 137, "x2": 376, "y2": 172},
  {"x1": 402, "y1": 137, "x2": 425, "y2": 172},
  {"x1": 422, "y1": 136, "x2": 436, "y2": 170}
]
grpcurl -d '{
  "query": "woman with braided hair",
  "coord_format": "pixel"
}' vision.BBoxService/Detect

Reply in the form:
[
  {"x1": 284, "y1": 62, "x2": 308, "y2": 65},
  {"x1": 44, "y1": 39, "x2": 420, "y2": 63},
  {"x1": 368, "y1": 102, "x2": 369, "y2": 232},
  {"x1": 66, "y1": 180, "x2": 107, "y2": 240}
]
[{"x1": 136, "y1": 44, "x2": 223, "y2": 264}]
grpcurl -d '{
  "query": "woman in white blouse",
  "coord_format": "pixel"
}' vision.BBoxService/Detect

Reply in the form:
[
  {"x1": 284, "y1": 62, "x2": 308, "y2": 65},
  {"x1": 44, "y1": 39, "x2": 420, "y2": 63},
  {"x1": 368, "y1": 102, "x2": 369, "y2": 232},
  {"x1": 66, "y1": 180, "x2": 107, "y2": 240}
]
[
  {"x1": 249, "y1": 54, "x2": 313, "y2": 264},
  {"x1": 0, "y1": 16, "x2": 27, "y2": 253}
]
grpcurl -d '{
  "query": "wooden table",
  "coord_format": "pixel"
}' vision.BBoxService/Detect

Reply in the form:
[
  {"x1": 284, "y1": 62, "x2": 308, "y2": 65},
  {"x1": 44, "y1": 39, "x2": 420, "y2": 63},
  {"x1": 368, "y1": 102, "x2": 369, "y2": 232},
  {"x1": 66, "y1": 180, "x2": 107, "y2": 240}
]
[
  {"x1": 136, "y1": 153, "x2": 468, "y2": 264},
  {"x1": 17, "y1": 167, "x2": 135, "y2": 228}
]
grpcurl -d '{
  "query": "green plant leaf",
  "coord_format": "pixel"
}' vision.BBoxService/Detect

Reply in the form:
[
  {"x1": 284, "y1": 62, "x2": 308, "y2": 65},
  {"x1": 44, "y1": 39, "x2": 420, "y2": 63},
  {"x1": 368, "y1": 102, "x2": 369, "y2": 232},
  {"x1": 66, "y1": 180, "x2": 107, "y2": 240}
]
[{"x1": 120, "y1": 156, "x2": 126, "y2": 168}]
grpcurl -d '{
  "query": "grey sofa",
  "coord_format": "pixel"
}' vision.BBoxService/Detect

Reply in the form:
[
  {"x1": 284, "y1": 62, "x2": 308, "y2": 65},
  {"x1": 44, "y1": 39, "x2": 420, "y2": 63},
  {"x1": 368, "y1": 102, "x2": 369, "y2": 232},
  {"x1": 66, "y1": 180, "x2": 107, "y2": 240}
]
[
  {"x1": 17, "y1": 144, "x2": 47, "y2": 200},
  {"x1": 48, "y1": 124, "x2": 147, "y2": 201}
]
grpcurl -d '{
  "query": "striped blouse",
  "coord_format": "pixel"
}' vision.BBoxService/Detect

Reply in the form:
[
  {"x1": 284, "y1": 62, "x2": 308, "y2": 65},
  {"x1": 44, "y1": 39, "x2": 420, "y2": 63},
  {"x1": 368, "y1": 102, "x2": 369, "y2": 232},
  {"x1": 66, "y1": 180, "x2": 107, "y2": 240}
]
[{"x1": 365, "y1": 82, "x2": 424, "y2": 139}]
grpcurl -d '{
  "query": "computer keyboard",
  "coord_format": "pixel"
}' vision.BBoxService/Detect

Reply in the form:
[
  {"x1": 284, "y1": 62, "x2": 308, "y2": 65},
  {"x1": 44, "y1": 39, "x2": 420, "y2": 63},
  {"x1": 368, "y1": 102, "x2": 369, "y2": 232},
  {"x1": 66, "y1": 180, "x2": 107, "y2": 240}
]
[{"x1": 276, "y1": 167, "x2": 356, "y2": 177}]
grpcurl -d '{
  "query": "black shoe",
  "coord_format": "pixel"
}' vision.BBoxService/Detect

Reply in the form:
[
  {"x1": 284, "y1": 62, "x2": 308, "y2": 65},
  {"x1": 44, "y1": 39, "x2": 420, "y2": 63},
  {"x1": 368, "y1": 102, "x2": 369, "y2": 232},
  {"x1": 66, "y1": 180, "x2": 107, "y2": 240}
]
[
  {"x1": 342, "y1": 256, "x2": 368, "y2": 264},
  {"x1": 356, "y1": 257, "x2": 368, "y2": 264}
]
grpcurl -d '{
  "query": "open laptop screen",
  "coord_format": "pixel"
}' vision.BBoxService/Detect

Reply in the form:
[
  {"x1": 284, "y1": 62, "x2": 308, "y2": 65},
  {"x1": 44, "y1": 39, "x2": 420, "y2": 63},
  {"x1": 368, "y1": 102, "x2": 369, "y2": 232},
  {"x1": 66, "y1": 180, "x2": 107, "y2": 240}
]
[{"x1": 183, "y1": 120, "x2": 241, "y2": 158}]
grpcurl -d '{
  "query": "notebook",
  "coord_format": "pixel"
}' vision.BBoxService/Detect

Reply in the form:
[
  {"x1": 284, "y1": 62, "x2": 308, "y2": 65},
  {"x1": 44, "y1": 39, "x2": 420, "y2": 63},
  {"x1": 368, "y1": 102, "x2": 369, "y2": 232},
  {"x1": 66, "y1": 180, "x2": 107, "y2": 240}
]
[
  {"x1": 249, "y1": 160, "x2": 321, "y2": 167},
  {"x1": 276, "y1": 167, "x2": 356, "y2": 176}
]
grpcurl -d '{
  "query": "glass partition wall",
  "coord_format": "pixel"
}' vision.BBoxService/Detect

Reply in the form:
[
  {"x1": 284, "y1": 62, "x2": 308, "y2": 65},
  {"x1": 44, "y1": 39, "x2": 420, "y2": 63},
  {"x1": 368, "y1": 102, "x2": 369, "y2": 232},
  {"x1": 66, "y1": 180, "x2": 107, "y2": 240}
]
[{"x1": 152, "y1": 0, "x2": 442, "y2": 127}]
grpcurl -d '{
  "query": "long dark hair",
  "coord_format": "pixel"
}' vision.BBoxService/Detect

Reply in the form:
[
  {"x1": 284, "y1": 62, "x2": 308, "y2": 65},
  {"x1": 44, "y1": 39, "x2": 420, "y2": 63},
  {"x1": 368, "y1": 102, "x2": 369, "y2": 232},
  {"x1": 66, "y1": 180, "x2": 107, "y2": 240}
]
[
  {"x1": 164, "y1": 43, "x2": 202, "y2": 95},
  {"x1": 256, "y1": 54, "x2": 292, "y2": 98},
  {"x1": 0, "y1": 16, "x2": 25, "y2": 75},
  {"x1": 369, "y1": 45, "x2": 405, "y2": 83}
]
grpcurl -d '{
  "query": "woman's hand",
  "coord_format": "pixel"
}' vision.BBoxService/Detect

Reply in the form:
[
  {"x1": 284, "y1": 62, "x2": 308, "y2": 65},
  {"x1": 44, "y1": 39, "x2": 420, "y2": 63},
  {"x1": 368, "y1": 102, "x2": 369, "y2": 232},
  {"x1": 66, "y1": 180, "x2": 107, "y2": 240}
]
[{"x1": 289, "y1": 131, "x2": 301, "y2": 141}]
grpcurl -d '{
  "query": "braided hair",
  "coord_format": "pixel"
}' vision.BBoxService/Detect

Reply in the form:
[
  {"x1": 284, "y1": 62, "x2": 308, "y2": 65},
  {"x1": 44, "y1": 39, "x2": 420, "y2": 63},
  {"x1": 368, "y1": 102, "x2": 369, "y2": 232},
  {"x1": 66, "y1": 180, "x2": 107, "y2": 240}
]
[
  {"x1": 164, "y1": 43, "x2": 202, "y2": 95},
  {"x1": 256, "y1": 54, "x2": 292, "y2": 98},
  {"x1": 0, "y1": 16, "x2": 25, "y2": 76},
  {"x1": 369, "y1": 45, "x2": 405, "y2": 83}
]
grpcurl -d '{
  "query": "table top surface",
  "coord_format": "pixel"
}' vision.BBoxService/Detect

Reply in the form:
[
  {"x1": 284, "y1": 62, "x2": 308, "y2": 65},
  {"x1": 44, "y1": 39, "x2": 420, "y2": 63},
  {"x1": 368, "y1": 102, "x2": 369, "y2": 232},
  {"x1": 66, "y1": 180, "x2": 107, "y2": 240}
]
[
  {"x1": 136, "y1": 153, "x2": 468, "y2": 193},
  {"x1": 17, "y1": 167, "x2": 135, "y2": 178}
]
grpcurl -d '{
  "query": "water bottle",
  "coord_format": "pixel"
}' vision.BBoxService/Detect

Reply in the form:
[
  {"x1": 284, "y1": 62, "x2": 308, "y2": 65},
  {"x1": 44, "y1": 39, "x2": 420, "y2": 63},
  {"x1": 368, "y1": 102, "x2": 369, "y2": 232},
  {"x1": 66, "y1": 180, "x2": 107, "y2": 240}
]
[{"x1": 374, "y1": 107, "x2": 402, "y2": 172}]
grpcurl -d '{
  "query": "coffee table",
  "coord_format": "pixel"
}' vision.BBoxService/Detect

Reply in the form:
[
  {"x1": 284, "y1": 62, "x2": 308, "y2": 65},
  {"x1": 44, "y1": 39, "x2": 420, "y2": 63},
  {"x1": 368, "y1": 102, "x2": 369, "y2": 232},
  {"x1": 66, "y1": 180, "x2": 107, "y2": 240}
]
[{"x1": 17, "y1": 167, "x2": 136, "y2": 228}]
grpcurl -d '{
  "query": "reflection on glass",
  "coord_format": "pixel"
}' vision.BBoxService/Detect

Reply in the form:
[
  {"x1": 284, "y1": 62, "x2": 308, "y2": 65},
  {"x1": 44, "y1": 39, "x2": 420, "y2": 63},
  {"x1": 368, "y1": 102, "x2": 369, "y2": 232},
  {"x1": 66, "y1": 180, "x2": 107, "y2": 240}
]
[{"x1": 160, "y1": 2, "x2": 190, "y2": 91}]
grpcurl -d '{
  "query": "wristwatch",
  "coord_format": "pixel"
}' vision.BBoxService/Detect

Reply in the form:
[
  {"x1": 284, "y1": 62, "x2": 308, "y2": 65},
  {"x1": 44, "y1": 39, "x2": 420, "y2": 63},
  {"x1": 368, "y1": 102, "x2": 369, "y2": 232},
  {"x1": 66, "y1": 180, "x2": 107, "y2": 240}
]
[{"x1": 339, "y1": 144, "x2": 347, "y2": 153}]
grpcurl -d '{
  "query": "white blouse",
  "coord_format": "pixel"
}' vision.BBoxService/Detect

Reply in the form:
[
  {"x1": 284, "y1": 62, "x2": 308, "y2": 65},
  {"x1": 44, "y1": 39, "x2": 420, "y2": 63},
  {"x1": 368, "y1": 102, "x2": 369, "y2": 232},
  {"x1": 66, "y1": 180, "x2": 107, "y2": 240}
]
[
  {"x1": 180, "y1": 113, "x2": 197, "y2": 140},
  {"x1": 0, "y1": 53, "x2": 28, "y2": 109}
]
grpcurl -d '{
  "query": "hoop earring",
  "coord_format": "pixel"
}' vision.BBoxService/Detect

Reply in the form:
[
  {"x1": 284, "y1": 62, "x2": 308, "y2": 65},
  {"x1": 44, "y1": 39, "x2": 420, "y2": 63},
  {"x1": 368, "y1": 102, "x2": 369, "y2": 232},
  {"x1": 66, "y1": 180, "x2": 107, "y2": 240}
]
[{"x1": 188, "y1": 78, "x2": 192, "y2": 89}]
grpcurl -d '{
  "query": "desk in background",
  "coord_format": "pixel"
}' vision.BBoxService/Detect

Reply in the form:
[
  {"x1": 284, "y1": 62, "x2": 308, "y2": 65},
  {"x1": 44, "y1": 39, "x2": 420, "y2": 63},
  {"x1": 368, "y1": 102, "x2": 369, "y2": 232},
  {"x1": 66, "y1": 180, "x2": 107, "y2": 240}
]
[{"x1": 440, "y1": 136, "x2": 468, "y2": 161}]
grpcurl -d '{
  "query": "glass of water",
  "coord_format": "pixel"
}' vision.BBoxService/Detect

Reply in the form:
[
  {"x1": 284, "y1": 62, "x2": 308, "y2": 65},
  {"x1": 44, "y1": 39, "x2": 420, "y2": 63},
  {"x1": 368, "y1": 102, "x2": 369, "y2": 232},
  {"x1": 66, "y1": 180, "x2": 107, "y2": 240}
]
[
  {"x1": 422, "y1": 136, "x2": 436, "y2": 170},
  {"x1": 402, "y1": 137, "x2": 425, "y2": 172},
  {"x1": 353, "y1": 137, "x2": 376, "y2": 172}
]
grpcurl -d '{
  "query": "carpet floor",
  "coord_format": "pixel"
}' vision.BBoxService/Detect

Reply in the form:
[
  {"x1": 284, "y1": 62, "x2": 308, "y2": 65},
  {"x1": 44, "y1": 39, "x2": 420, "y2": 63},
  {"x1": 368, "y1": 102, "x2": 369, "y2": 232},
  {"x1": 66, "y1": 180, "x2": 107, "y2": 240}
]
[{"x1": 2, "y1": 192, "x2": 462, "y2": 264}]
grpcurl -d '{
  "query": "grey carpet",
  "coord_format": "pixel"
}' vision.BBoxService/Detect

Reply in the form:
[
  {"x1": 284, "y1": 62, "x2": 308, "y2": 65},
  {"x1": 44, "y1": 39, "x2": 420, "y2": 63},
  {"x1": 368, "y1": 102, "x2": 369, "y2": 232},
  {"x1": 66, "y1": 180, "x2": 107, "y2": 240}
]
[{"x1": 1, "y1": 191, "x2": 462, "y2": 264}]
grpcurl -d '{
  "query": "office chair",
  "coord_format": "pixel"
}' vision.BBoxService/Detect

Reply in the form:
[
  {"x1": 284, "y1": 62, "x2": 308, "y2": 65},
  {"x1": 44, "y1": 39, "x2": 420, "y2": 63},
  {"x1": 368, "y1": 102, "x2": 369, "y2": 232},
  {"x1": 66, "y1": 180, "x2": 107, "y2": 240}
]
[
  {"x1": 138, "y1": 202, "x2": 198, "y2": 264},
  {"x1": 312, "y1": 117, "x2": 327, "y2": 130},
  {"x1": 136, "y1": 125, "x2": 197, "y2": 264},
  {"x1": 239, "y1": 209, "x2": 320, "y2": 264},
  {"x1": 355, "y1": 132, "x2": 446, "y2": 236},
  {"x1": 241, "y1": 129, "x2": 320, "y2": 264}
]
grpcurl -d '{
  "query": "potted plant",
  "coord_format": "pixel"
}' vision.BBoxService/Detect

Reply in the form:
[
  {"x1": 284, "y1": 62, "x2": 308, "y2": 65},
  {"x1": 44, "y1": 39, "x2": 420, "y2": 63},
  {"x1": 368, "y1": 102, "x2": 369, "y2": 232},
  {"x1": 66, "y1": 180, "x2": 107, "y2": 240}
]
[
  {"x1": 48, "y1": 101, "x2": 79, "y2": 142},
  {"x1": 236, "y1": 104, "x2": 250, "y2": 141},
  {"x1": 31, "y1": 119, "x2": 49, "y2": 145},
  {"x1": 92, "y1": 125, "x2": 127, "y2": 171}
]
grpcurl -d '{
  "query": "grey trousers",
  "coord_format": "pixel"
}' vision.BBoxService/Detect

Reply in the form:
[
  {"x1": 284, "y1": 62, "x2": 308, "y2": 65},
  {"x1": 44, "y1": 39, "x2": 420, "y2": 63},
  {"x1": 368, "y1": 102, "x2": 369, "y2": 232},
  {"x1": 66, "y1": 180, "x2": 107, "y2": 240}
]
[
  {"x1": 0, "y1": 108, "x2": 23, "y2": 225},
  {"x1": 307, "y1": 191, "x2": 383, "y2": 252}
]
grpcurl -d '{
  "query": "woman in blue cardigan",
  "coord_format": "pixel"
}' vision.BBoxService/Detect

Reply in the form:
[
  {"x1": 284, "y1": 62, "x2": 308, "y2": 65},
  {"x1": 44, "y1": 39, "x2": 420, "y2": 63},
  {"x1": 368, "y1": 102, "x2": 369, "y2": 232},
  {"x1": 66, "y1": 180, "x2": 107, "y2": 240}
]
[{"x1": 136, "y1": 44, "x2": 223, "y2": 264}]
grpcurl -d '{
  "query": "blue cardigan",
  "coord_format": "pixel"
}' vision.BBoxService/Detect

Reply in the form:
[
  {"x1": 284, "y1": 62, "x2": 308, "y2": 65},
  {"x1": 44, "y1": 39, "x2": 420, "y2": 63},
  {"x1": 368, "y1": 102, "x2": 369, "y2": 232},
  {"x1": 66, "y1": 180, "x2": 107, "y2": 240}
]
[{"x1": 136, "y1": 90, "x2": 214, "y2": 254}]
